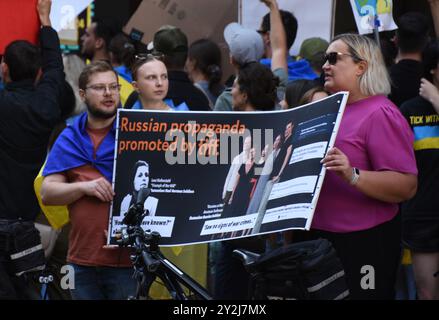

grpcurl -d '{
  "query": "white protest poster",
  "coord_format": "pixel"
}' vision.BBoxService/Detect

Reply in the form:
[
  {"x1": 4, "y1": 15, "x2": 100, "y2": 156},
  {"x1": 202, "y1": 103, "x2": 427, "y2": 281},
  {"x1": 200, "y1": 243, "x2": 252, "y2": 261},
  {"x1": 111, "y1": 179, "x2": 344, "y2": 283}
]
[
  {"x1": 50, "y1": 0, "x2": 93, "y2": 47},
  {"x1": 349, "y1": 0, "x2": 397, "y2": 35},
  {"x1": 240, "y1": 0, "x2": 334, "y2": 55},
  {"x1": 107, "y1": 92, "x2": 349, "y2": 246},
  {"x1": 123, "y1": 0, "x2": 238, "y2": 82}
]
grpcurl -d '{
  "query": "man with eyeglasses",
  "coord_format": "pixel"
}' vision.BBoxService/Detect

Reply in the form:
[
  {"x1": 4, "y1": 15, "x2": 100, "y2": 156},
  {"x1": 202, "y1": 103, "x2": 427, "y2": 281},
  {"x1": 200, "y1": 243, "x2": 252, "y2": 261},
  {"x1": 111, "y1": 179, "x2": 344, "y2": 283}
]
[{"x1": 40, "y1": 61, "x2": 137, "y2": 300}]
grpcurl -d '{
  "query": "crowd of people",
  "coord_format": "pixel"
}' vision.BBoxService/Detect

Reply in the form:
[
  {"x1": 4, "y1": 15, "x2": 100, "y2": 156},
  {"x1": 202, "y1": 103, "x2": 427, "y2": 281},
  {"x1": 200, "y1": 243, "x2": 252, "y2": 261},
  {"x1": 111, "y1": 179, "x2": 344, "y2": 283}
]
[{"x1": 0, "y1": 0, "x2": 439, "y2": 300}]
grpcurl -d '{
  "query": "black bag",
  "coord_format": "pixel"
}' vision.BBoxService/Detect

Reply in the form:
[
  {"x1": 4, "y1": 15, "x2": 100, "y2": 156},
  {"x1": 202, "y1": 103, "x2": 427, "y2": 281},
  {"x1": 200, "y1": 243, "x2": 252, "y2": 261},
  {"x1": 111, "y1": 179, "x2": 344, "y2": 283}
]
[
  {"x1": 1, "y1": 220, "x2": 46, "y2": 276},
  {"x1": 249, "y1": 238, "x2": 349, "y2": 300}
]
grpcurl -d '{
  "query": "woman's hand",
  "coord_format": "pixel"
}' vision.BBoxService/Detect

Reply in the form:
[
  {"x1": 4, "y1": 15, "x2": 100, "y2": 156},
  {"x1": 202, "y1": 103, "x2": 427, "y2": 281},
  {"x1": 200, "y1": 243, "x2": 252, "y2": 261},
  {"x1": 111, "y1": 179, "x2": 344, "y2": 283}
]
[{"x1": 321, "y1": 147, "x2": 353, "y2": 184}]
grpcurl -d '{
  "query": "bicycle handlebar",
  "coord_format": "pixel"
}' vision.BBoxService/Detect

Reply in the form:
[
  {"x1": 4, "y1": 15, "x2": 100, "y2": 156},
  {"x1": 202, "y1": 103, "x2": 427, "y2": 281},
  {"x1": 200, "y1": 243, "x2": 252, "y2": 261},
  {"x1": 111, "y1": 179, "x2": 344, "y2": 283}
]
[{"x1": 134, "y1": 235, "x2": 160, "y2": 273}]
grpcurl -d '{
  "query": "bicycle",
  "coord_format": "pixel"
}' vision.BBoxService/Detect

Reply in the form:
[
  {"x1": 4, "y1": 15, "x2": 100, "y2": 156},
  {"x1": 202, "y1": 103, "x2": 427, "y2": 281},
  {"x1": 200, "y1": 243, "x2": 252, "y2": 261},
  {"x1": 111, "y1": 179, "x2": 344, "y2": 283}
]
[
  {"x1": 116, "y1": 189, "x2": 212, "y2": 300},
  {"x1": 116, "y1": 189, "x2": 348, "y2": 301}
]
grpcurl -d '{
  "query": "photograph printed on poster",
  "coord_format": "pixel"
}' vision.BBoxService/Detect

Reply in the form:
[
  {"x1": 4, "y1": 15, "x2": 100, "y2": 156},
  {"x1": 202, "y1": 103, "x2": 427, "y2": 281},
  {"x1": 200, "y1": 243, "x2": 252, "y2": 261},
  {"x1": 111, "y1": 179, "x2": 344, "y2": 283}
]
[{"x1": 108, "y1": 92, "x2": 348, "y2": 246}]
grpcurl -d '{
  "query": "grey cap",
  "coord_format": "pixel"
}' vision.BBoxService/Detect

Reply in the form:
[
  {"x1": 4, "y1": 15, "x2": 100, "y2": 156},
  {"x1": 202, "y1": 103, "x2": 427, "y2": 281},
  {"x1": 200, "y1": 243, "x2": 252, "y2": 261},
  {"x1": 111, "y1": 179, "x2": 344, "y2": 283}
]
[{"x1": 224, "y1": 22, "x2": 264, "y2": 66}]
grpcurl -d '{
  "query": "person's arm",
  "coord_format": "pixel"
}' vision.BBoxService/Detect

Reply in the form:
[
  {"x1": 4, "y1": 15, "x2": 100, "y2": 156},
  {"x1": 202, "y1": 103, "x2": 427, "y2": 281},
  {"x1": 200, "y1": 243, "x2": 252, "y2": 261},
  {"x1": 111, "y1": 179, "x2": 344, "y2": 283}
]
[
  {"x1": 37, "y1": 0, "x2": 51, "y2": 27},
  {"x1": 428, "y1": 0, "x2": 439, "y2": 37},
  {"x1": 322, "y1": 147, "x2": 417, "y2": 203},
  {"x1": 41, "y1": 173, "x2": 115, "y2": 206},
  {"x1": 261, "y1": 0, "x2": 288, "y2": 72},
  {"x1": 34, "y1": 0, "x2": 64, "y2": 125},
  {"x1": 419, "y1": 78, "x2": 439, "y2": 114},
  {"x1": 38, "y1": 0, "x2": 61, "y2": 73}
]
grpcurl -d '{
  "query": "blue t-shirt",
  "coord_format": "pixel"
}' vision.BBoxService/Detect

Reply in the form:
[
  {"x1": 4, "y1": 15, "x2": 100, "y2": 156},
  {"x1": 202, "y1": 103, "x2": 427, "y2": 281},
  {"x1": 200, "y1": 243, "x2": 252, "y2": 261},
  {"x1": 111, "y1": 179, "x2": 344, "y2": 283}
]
[{"x1": 132, "y1": 98, "x2": 189, "y2": 111}]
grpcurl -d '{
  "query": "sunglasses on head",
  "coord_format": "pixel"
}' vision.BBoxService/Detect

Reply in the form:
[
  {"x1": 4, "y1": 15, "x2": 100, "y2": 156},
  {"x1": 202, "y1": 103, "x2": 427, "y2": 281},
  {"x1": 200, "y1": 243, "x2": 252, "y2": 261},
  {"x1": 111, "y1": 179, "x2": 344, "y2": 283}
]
[
  {"x1": 324, "y1": 51, "x2": 358, "y2": 65},
  {"x1": 135, "y1": 52, "x2": 164, "y2": 61}
]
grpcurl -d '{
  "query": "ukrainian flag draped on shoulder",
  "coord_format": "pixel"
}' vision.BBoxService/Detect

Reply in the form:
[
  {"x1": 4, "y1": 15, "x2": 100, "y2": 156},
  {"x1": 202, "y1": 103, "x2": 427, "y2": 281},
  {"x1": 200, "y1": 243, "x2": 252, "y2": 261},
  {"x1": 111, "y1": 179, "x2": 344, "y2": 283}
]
[
  {"x1": 42, "y1": 112, "x2": 115, "y2": 181},
  {"x1": 34, "y1": 163, "x2": 69, "y2": 230},
  {"x1": 36, "y1": 112, "x2": 115, "y2": 229}
]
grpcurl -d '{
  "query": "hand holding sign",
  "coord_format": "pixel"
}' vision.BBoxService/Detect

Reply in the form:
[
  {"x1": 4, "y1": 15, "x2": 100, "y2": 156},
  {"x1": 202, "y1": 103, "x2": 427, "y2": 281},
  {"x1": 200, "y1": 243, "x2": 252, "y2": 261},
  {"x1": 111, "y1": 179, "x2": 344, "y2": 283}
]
[
  {"x1": 37, "y1": 0, "x2": 52, "y2": 27},
  {"x1": 321, "y1": 147, "x2": 353, "y2": 184}
]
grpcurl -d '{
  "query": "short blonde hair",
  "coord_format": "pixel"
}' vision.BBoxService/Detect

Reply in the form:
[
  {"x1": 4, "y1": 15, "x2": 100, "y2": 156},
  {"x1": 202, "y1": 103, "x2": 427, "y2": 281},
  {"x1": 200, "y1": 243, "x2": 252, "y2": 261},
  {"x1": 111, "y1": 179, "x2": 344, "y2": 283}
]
[{"x1": 332, "y1": 34, "x2": 391, "y2": 96}]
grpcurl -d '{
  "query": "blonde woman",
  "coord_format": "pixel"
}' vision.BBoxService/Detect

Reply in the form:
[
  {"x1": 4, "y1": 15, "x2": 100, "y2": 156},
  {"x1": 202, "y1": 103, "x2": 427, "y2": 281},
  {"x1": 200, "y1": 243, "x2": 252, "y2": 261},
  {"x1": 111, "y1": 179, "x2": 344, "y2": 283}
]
[
  {"x1": 309, "y1": 34, "x2": 418, "y2": 299},
  {"x1": 131, "y1": 54, "x2": 188, "y2": 111}
]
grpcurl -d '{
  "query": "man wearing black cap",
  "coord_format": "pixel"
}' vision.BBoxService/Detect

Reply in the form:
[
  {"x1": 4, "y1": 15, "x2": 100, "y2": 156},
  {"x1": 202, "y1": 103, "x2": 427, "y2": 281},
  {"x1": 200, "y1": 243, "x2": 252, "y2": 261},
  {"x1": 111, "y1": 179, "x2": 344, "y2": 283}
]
[{"x1": 126, "y1": 25, "x2": 210, "y2": 111}]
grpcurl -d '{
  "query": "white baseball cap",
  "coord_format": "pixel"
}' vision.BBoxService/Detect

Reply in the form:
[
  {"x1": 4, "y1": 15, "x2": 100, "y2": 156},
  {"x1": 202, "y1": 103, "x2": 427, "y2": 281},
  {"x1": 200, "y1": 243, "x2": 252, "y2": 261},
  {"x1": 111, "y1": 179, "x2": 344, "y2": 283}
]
[{"x1": 224, "y1": 22, "x2": 264, "y2": 66}]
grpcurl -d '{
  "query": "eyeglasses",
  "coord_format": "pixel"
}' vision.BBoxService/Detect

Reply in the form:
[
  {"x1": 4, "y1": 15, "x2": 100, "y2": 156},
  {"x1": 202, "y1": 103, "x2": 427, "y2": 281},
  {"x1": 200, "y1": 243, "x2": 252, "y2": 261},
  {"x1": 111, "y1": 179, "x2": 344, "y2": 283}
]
[
  {"x1": 85, "y1": 83, "x2": 121, "y2": 94},
  {"x1": 323, "y1": 52, "x2": 359, "y2": 65},
  {"x1": 135, "y1": 52, "x2": 165, "y2": 61}
]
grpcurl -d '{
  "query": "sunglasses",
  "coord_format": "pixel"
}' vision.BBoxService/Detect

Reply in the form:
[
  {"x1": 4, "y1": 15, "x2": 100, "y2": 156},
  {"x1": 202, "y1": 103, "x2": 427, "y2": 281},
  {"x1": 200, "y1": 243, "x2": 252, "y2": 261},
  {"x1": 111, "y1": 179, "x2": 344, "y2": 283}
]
[{"x1": 324, "y1": 52, "x2": 358, "y2": 65}]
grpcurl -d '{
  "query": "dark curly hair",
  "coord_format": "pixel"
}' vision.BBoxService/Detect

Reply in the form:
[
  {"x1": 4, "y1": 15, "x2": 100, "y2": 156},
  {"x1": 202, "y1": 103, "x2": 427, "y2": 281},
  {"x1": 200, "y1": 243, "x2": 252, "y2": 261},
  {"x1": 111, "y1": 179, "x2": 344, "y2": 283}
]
[{"x1": 237, "y1": 63, "x2": 279, "y2": 111}]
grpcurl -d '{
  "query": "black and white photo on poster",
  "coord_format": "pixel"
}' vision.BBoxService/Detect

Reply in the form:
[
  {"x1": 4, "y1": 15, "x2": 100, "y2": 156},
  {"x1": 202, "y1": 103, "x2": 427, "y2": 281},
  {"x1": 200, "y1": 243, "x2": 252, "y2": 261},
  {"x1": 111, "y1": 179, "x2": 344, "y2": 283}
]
[{"x1": 107, "y1": 92, "x2": 348, "y2": 246}]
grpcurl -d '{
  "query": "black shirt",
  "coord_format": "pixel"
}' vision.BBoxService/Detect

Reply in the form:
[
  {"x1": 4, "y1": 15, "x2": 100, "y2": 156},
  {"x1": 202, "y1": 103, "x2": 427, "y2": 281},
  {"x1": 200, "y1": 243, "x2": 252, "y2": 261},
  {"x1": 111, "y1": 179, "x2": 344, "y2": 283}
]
[
  {"x1": 400, "y1": 96, "x2": 439, "y2": 219},
  {"x1": 0, "y1": 27, "x2": 64, "y2": 220},
  {"x1": 389, "y1": 59, "x2": 423, "y2": 108},
  {"x1": 167, "y1": 71, "x2": 210, "y2": 111}
]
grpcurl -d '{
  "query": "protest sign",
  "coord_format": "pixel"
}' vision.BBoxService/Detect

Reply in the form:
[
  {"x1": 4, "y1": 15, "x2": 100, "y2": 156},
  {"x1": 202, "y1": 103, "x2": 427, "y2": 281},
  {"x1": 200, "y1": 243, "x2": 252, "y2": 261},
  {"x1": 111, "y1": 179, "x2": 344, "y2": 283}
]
[
  {"x1": 0, "y1": 0, "x2": 39, "y2": 54},
  {"x1": 124, "y1": 0, "x2": 237, "y2": 44},
  {"x1": 123, "y1": 0, "x2": 237, "y2": 81},
  {"x1": 349, "y1": 0, "x2": 397, "y2": 35},
  {"x1": 50, "y1": 0, "x2": 93, "y2": 50},
  {"x1": 108, "y1": 92, "x2": 348, "y2": 246},
  {"x1": 50, "y1": 0, "x2": 92, "y2": 33},
  {"x1": 240, "y1": 0, "x2": 334, "y2": 55}
]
